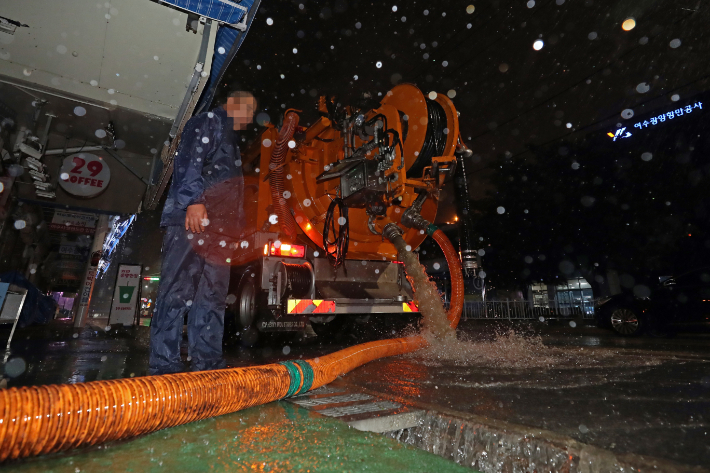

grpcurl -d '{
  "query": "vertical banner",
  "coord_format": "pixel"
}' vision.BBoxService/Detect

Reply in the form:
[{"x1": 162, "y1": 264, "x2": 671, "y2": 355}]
[{"x1": 108, "y1": 264, "x2": 142, "y2": 326}]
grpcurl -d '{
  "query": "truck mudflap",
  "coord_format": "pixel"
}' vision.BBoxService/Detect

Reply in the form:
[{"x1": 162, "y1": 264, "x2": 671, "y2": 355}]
[{"x1": 286, "y1": 299, "x2": 419, "y2": 315}]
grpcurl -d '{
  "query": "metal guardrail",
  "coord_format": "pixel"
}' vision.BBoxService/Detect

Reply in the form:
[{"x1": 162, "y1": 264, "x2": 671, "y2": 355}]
[{"x1": 458, "y1": 299, "x2": 599, "y2": 321}]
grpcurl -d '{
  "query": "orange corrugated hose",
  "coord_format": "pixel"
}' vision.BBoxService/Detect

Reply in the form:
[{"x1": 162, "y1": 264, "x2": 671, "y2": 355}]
[
  {"x1": 0, "y1": 233, "x2": 462, "y2": 462},
  {"x1": 432, "y1": 229, "x2": 464, "y2": 329},
  {"x1": 269, "y1": 110, "x2": 300, "y2": 241}
]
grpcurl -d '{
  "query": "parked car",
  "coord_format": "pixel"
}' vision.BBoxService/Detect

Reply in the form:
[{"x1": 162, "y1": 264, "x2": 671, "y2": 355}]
[{"x1": 595, "y1": 267, "x2": 710, "y2": 336}]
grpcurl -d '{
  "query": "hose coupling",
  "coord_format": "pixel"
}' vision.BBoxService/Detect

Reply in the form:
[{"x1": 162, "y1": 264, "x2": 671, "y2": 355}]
[
  {"x1": 382, "y1": 222, "x2": 404, "y2": 243},
  {"x1": 400, "y1": 207, "x2": 430, "y2": 231}
]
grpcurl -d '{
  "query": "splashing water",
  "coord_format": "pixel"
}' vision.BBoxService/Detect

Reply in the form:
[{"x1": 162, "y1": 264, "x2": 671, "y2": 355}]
[{"x1": 391, "y1": 238, "x2": 454, "y2": 341}]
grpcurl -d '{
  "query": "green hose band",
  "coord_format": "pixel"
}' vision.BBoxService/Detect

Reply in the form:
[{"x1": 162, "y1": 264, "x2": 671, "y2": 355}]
[
  {"x1": 278, "y1": 361, "x2": 301, "y2": 398},
  {"x1": 426, "y1": 224, "x2": 438, "y2": 236},
  {"x1": 293, "y1": 360, "x2": 314, "y2": 395}
]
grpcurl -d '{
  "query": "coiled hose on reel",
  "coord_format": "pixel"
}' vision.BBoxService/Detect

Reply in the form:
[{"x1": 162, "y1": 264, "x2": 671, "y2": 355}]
[{"x1": 0, "y1": 232, "x2": 463, "y2": 462}]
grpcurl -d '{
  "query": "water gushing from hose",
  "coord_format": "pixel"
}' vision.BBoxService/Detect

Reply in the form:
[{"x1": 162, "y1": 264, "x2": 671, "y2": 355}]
[{"x1": 390, "y1": 236, "x2": 454, "y2": 341}]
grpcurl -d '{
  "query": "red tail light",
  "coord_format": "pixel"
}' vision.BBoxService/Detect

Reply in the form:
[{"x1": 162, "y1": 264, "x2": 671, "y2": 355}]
[{"x1": 269, "y1": 243, "x2": 306, "y2": 258}]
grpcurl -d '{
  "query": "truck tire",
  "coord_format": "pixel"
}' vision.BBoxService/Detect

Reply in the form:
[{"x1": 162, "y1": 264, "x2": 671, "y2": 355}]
[{"x1": 225, "y1": 266, "x2": 262, "y2": 346}]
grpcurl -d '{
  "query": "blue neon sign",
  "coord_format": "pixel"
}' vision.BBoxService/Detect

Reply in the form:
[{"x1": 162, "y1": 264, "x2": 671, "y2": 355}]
[{"x1": 608, "y1": 100, "x2": 703, "y2": 140}]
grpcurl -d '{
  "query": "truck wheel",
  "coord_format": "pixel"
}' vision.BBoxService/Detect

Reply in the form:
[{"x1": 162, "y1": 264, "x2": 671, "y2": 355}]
[{"x1": 236, "y1": 275, "x2": 259, "y2": 328}]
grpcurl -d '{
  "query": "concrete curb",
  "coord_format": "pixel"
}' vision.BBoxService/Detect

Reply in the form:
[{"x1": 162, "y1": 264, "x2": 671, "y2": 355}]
[{"x1": 334, "y1": 380, "x2": 709, "y2": 473}]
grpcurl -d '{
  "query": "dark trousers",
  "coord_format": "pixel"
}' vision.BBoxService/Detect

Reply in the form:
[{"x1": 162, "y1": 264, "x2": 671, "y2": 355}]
[{"x1": 149, "y1": 226, "x2": 230, "y2": 375}]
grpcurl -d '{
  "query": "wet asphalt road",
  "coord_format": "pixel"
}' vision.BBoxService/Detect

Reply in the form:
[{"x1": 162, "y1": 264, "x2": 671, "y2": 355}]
[{"x1": 2, "y1": 318, "x2": 709, "y2": 469}]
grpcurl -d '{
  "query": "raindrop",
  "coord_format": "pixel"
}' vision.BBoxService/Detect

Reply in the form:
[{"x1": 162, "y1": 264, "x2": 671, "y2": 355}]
[
  {"x1": 376, "y1": 61, "x2": 382, "y2": 68},
  {"x1": 150, "y1": 148, "x2": 158, "y2": 154},
  {"x1": 274, "y1": 240, "x2": 282, "y2": 248},
  {"x1": 353, "y1": 75, "x2": 358, "y2": 80},
  {"x1": 635, "y1": 82, "x2": 650, "y2": 94},
  {"x1": 355, "y1": 22, "x2": 361, "y2": 29},
  {"x1": 428, "y1": 91, "x2": 437, "y2": 100},
  {"x1": 566, "y1": 123, "x2": 573, "y2": 128},
  {"x1": 107, "y1": 88, "x2": 115, "y2": 94},
  {"x1": 283, "y1": 190, "x2": 291, "y2": 199},
  {"x1": 524, "y1": 256, "x2": 533, "y2": 264},
  {"x1": 581, "y1": 196, "x2": 596, "y2": 207},
  {"x1": 314, "y1": 251, "x2": 320, "y2": 257},
  {"x1": 74, "y1": 106, "x2": 87, "y2": 116},
  {"x1": 217, "y1": 46, "x2": 226, "y2": 54},
  {"x1": 375, "y1": 269, "x2": 380, "y2": 274},
  {"x1": 569, "y1": 321, "x2": 577, "y2": 328},
  {"x1": 288, "y1": 140, "x2": 296, "y2": 149},
  {"x1": 293, "y1": 48, "x2": 298, "y2": 54},
  {"x1": 23, "y1": 68, "x2": 32, "y2": 76},
  {"x1": 405, "y1": 245, "x2": 412, "y2": 251},
  {"x1": 4, "y1": 358, "x2": 26, "y2": 378},
  {"x1": 587, "y1": 32, "x2": 597, "y2": 40},
  {"x1": 539, "y1": 316, "x2": 545, "y2": 322},
  {"x1": 392, "y1": 5, "x2": 398, "y2": 12},
  {"x1": 478, "y1": 249, "x2": 486, "y2": 256},
  {"x1": 187, "y1": 233, "x2": 194, "y2": 240},
  {"x1": 527, "y1": 0, "x2": 535, "y2": 7},
  {"x1": 14, "y1": 220, "x2": 26, "y2": 230},
  {"x1": 73, "y1": 333, "x2": 79, "y2": 338},
  {"x1": 95, "y1": 129, "x2": 107, "y2": 138},
  {"x1": 303, "y1": 199, "x2": 312, "y2": 207},
  {"x1": 669, "y1": 38, "x2": 681, "y2": 49},
  {"x1": 226, "y1": 294, "x2": 237, "y2": 304},
  {"x1": 579, "y1": 425, "x2": 589, "y2": 434},
  {"x1": 433, "y1": 262, "x2": 441, "y2": 270},
  {"x1": 186, "y1": 300, "x2": 193, "y2": 307},
  {"x1": 423, "y1": 9, "x2": 429, "y2": 15},
  {"x1": 201, "y1": 218, "x2": 210, "y2": 226},
  {"x1": 153, "y1": 55, "x2": 159, "y2": 60},
  {"x1": 622, "y1": 18, "x2": 636, "y2": 31},
  {"x1": 90, "y1": 80, "x2": 98, "y2": 86},
  {"x1": 533, "y1": 40, "x2": 544, "y2": 50},
  {"x1": 571, "y1": 162, "x2": 580, "y2": 170},
  {"x1": 499, "y1": 63, "x2": 509, "y2": 72},
  {"x1": 100, "y1": 355, "x2": 108, "y2": 362},
  {"x1": 442, "y1": 61, "x2": 448, "y2": 67},
  {"x1": 338, "y1": 217, "x2": 347, "y2": 225},
  {"x1": 479, "y1": 271, "x2": 487, "y2": 278},
  {"x1": 266, "y1": 18, "x2": 274, "y2": 25},
  {"x1": 198, "y1": 239, "x2": 204, "y2": 245},
  {"x1": 401, "y1": 16, "x2": 406, "y2": 22},
  {"x1": 56, "y1": 45, "x2": 68, "y2": 54},
  {"x1": 641, "y1": 152, "x2": 653, "y2": 162},
  {"x1": 240, "y1": 241, "x2": 249, "y2": 249},
  {"x1": 671, "y1": 94, "x2": 680, "y2": 102},
  {"x1": 263, "y1": 138, "x2": 272, "y2": 147},
  {"x1": 466, "y1": 5, "x2": 475, "y2": 14},
  {"x1": 639, "y1": 36, "x2": 648, "y2": 45},
  {"x1": 269, "y1": 214, "x2": 279, "y2": 225},
  {"x1": 282, "y1": 345, "x2": 291, "y2": 355},
  {"x1": 496, "y1": 206, "x2": 506, "y2": 214},
  {"x1": 201, "y1": 137, "x2": 209, "y2": 143}
]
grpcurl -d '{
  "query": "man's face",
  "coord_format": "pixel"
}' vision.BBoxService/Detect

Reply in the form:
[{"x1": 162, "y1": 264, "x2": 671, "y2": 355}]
[{"x1": 224, "y1": 95, "x2": 256, "y2": 130}]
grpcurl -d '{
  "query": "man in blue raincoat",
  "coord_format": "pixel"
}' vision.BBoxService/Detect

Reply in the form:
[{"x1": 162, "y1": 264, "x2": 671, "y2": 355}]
[{"x1": 149, "y1": 91, "x2": 256, "y2": 375}]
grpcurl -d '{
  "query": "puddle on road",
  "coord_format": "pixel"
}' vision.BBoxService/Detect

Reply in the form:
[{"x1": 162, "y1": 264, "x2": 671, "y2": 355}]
[{"x1": 413, "y1": 329, "x2": 668, "y2": 370}]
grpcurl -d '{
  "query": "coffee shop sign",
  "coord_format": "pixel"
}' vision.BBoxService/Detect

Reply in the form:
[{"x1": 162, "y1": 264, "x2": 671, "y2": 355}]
[{"x1": 58, "y1": 153, "x2": 111, "y2": 198}]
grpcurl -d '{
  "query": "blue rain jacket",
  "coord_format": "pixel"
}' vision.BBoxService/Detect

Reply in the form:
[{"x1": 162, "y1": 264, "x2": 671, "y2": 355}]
[{"x1": 160, "y1": 107, "x2": 245, "y2": 238}]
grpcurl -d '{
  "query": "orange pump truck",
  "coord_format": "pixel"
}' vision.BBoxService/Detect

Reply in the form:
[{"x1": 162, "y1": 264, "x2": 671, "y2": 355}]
[{"x1": 224, "y1": 84, "x2": 477, "y2": 337}]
